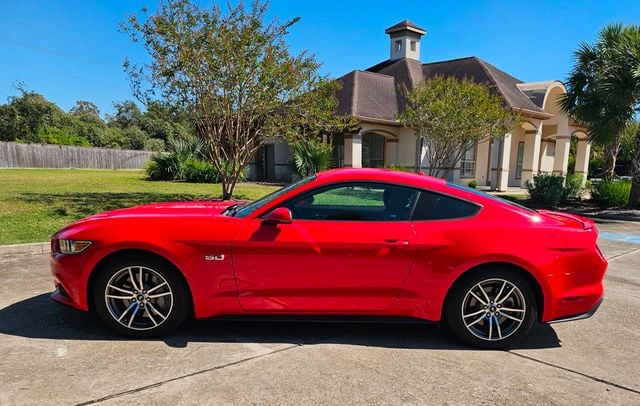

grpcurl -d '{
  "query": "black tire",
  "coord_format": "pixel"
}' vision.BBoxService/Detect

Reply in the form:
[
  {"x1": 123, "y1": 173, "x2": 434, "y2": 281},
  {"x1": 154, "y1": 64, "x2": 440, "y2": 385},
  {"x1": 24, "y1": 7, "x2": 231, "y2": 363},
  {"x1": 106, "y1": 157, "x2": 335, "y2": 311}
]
[
  {"x1": 445, "y1": 268, "x2": 536, "y2": 349},
  {"x1": 93, "y1": 254, "x2": 190, "y2": 338}
]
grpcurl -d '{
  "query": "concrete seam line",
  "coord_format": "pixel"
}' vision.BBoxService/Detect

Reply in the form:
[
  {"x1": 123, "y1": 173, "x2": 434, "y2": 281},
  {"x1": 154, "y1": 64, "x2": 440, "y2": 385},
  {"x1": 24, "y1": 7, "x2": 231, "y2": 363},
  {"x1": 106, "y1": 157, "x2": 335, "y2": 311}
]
[
  {"x1": 73, "y1": 329, "x2": 353, "y2": 406},
  {"x1": 605, "y1": 275, "x2": 640, "y2": 288},
  {"x1": 507, "y1": 351, "x2": 640, "y2": 395},
  {"x1": 606, "y1": 248, "x2": 640, "y2": 262},
  {"x1": 0, "y1": 242, "x2": 49, "y2": 255}
]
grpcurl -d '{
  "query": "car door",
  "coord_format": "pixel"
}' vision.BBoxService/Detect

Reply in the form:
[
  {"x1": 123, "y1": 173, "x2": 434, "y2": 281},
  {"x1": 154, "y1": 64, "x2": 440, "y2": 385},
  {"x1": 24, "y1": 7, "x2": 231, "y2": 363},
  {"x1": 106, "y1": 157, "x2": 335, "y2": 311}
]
[{"x1": 231, "y1": 182, "x2": 419, "y2": 312}]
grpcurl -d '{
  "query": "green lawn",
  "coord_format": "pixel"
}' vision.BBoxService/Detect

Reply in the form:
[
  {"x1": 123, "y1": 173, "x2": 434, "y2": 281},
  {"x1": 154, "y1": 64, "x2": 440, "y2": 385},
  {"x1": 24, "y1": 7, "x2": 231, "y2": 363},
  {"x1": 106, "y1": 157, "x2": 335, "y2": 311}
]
[{"x1": 0, "y1": 169, "x2": 279, "y2": 245}]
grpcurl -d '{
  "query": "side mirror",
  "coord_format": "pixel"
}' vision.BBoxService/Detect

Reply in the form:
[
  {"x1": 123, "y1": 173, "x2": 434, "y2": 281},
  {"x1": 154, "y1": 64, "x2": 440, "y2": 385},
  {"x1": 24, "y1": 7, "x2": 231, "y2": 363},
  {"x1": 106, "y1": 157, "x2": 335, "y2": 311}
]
[{"x1": 262, "y1": 207, "x2": 293, "y2": 225}]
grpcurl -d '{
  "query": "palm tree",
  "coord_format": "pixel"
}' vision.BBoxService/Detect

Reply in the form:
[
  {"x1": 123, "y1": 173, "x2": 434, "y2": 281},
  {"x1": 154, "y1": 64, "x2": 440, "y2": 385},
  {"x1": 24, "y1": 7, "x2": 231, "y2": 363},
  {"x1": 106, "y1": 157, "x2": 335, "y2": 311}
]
[{"x1": 561, "y1": 23, "x2": 640, "y2": 207}]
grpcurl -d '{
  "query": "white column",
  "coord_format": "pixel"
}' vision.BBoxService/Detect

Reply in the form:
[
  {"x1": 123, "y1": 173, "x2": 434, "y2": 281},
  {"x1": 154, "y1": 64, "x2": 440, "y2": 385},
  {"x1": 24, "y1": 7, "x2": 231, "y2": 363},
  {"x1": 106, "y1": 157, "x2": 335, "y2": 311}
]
[
  {"x1": 553, "y1": 136, "x2": 571, "y2": 176},
  {"x1": 489, "y1": 139, "x2": 499, "y2": 189},
  {"x1": 475, "y1": 139, "x2": 490, "y2": 187},
  {"x1": 343, "y1": 132, "x2": 362, "y2": 168},
  {"x1": 521, "y1": 122, "x2": 543, "y2": 187},
  {"x1": 552, "y1": 119, "x2": 571, "y2": 176},
  {"x1": 574, "y1": 139, "x2": 591, "y2": 185},
  {"x1": 496, "y1": 133, "x2": 512, "y2": 191}
]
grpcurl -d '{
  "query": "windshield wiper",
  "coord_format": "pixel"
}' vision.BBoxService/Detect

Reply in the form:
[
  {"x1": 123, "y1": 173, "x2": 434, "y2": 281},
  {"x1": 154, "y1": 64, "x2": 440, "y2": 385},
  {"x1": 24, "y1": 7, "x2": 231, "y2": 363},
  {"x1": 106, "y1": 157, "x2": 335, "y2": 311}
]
[
  {"x1": 223, "y1": 203, "x2": 246, "y2": 217},
  {"x1": 222, "y1": 203, "x2": 240, "y2": 216}
]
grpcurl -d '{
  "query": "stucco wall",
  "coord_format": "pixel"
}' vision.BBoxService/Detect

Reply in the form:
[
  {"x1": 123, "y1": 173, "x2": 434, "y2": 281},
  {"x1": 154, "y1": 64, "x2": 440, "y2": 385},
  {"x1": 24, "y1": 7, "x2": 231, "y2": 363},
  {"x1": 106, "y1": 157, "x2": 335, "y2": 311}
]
[{"x1": 358, "y1": 124, "x2": 418, "y2": 168}]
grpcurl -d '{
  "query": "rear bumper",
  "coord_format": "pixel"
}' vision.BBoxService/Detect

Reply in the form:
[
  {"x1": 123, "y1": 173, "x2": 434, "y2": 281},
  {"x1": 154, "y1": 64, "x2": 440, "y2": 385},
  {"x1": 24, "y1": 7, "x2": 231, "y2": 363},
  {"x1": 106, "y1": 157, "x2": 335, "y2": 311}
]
[
  {"x1": 541, "y1": 244, "x2": 607, "y2": 322},
  {"x1": 548, "y1": 296, "x2": 603, "y2": 324}
]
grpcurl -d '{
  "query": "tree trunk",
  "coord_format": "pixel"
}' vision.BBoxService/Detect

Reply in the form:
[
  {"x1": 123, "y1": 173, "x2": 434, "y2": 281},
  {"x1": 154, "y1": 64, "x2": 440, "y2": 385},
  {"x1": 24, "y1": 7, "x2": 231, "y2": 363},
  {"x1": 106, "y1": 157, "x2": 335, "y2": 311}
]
[
  {"x1": 221, "y1": 182, "x2": 234, "y2": 200},
  {"x1": 628, "y1": 130, "x2": 640, "y2": 208},
  {"x1": 220, "y1": 177, "x2": 233, "y2": 200},
  {"x1": 603, "y1": 138, "x2": 622, "y2": 180}
]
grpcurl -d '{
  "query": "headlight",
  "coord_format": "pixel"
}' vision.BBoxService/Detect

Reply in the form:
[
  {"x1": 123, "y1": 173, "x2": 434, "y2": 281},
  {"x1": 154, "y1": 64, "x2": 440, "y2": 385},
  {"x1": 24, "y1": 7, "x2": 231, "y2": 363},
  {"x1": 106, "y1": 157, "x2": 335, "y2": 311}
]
[{"x1": 58, "y1": 239, "x2": 92, "y2": 254}]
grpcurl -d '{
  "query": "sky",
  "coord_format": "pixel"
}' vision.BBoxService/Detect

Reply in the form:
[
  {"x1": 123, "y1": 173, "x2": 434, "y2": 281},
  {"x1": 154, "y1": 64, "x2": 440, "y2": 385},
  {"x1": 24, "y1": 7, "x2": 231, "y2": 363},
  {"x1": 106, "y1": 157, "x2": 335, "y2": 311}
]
[{"x1": 1, "y1": 0, "x2": 639, "y2": 117}]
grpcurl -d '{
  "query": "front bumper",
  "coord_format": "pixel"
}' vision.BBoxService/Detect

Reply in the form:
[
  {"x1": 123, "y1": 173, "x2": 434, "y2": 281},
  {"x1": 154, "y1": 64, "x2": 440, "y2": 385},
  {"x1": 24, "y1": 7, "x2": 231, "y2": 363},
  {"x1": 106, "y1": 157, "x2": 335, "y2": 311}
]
[
  {"x1": 548, "y1": 297, "x2": 603, "y2": 324},
  {"x1": 51, "y1": 285, "x2": 85, "y2": 311},
  {"x1": 50, "y1": 252, "x2": 90, "y2": 311}
]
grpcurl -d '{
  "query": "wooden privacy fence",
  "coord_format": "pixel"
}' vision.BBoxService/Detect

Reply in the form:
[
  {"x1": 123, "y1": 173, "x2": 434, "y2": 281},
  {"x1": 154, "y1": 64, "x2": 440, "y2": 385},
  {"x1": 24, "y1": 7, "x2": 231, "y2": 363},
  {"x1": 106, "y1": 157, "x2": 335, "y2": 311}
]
[{"x1": 0, "y1": 142, "x2": 154, "y2": 169}]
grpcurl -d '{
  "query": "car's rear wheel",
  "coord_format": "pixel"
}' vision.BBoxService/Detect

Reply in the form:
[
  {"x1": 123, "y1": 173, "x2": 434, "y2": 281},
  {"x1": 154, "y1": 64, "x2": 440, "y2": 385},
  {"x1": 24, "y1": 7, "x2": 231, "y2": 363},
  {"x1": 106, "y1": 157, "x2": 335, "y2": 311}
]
[
  {"x1": 446, "y1": 269, "x2": 536, "y2": 349},
  {"x1": 93, "y1": 255, "x2": 189, "y2": 337}
]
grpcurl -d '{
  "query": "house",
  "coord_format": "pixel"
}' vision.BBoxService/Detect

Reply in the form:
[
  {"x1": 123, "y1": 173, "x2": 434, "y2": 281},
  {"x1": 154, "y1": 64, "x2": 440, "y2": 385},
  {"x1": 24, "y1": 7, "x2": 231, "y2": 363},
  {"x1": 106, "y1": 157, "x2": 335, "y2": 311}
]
[{"x1": 249, "y1": 20, "x2": 591, "y2": 190}]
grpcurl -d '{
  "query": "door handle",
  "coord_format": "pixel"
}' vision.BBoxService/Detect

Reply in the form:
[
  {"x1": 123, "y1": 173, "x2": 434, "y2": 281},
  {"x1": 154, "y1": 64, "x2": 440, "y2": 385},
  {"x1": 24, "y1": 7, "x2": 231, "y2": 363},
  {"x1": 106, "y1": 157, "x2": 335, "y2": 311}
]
[{"x1": 377, "y1": 239, "x2": 410, "y2": 247}]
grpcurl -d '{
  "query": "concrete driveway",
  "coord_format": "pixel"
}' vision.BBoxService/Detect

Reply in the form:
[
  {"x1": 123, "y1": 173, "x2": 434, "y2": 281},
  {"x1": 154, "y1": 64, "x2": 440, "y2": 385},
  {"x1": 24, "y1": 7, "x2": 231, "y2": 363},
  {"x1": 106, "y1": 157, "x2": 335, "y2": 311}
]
[{"x1": 1, "y1": 219, "x2": 639, "y2": 405}]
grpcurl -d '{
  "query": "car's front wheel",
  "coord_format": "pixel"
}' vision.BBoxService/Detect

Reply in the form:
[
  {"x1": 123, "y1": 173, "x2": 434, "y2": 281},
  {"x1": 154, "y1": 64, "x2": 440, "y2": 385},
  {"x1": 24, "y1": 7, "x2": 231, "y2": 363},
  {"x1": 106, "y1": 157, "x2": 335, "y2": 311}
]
[
  {"x1": 93, "y1": 255, "x2": 190, "y2": 337},
  {"x1": 446, "y1": 269, "x2": 536, "y2": 349}
]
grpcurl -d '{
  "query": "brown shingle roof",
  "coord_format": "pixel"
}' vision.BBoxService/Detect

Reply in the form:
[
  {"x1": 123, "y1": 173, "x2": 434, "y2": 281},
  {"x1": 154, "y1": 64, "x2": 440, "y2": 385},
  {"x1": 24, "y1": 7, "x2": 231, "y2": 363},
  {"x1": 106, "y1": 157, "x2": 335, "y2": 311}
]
[
  {"x1": 385, "y1": 20, "x2": 427, "y2": 35},
  {"x1": 335, "y1": 70, "x2": 399, "y2": 120},
  {"x1": 335, "y1": 56, "x2": 551, "y2": 123},
  {"x1": 423, "y1": 57, "x2": 549, "y2": 117}
]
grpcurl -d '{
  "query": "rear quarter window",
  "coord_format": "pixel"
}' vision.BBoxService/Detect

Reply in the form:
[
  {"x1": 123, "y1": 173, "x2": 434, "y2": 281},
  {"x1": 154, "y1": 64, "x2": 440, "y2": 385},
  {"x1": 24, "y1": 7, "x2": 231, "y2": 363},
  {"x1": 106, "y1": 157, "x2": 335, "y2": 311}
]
[{"x1": 412, "y1": 190, "x2": 480, "y2": 220}]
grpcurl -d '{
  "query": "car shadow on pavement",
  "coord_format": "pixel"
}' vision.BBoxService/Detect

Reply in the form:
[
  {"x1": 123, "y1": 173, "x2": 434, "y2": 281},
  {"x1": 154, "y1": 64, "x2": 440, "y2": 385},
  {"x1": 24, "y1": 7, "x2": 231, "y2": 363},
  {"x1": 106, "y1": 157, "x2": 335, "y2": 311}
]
[{"x1": 0, "y1": 293, "x2": 561, "y2": 351}]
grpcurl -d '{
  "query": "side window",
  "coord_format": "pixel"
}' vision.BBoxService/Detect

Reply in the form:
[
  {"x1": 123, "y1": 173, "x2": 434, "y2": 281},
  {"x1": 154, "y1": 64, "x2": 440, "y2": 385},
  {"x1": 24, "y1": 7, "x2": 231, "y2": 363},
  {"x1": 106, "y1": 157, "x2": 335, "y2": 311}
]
[
  {"x1": 412, "y1": 190, "x2": 480, "y2": 220},
  {"x1": 284, "y1": 183, "x2": 418, "y2": 221}
]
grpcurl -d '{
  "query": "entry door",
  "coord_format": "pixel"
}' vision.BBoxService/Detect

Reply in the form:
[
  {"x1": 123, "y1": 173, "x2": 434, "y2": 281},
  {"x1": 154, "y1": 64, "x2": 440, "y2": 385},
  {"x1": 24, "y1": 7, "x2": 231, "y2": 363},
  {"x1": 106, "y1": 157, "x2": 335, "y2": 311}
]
[
  {"x1": 264, "y1": 144, "x2": 275, "y2": 182},
  {"x1": 231, "y1": 183, "x2": 419, "y2": 312}
]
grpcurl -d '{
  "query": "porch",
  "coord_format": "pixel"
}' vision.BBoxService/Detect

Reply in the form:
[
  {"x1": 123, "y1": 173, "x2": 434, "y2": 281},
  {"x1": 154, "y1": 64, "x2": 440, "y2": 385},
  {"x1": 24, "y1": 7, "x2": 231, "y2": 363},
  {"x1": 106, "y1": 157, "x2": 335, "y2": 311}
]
[{"x1": 329, "y1": 82, "x2": 592, "y2": 191}]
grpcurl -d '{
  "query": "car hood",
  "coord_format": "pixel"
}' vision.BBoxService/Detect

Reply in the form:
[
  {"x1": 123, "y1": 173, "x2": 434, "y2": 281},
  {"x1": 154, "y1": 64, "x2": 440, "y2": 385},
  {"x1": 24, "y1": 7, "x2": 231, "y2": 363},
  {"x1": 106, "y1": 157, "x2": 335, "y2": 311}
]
[{"x1": 69, "y1": 200, "x2": 242, "y2": 226}]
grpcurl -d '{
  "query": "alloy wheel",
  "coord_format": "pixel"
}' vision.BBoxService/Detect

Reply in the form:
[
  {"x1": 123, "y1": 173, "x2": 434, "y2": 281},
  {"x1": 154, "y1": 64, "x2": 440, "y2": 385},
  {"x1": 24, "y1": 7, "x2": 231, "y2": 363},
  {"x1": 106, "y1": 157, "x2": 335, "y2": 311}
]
[
  {"x1": 104, "y1": 266, "x2": 174, "y2": 331},
  {"x1": 461, "y1": 278, "x2": 526, "y2": 341}
]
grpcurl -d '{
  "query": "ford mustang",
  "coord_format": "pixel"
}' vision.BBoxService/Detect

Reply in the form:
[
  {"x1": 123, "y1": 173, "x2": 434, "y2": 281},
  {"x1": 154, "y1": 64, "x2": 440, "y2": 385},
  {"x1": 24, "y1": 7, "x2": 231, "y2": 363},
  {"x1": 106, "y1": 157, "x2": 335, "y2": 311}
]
[{"x1": 50, "y1": 169, "x2": 607, "y2": 348}]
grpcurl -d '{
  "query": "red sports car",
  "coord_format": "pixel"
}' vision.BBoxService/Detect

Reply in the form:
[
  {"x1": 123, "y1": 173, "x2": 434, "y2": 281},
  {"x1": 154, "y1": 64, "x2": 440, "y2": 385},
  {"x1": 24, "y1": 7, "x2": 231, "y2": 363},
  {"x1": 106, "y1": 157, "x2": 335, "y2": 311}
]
[{"x1": 50, "y1": 169, "x2": 606, "y2": 348}]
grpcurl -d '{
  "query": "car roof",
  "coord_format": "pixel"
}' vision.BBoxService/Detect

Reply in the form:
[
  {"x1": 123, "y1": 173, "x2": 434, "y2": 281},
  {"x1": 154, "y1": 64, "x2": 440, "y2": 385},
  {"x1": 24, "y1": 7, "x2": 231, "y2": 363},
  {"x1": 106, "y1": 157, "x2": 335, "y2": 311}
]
[{"x1": 315, "y1": 168, "x2": 447, "y2": 189}]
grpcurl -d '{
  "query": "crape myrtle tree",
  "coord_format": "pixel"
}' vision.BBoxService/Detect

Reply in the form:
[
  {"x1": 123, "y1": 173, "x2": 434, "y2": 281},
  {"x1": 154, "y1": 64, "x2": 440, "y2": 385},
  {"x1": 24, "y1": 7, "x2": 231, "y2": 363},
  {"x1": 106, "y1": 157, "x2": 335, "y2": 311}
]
[
  {"x1": 122, "y1": 0, "x2": 351, "y2": 199},
  {"x1": 561, "y1": 23, "x2": 640, "y2": 207},
  {"x1": 398, "y1": 76, "x2": 521, "y2": 178}
]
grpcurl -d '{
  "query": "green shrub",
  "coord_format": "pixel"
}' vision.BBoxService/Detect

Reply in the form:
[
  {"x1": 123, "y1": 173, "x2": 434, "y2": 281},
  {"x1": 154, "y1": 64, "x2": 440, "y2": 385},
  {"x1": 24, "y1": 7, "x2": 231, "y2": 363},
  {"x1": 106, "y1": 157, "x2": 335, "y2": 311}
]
[
  {"x1": 526, "y1": 173, "x2": 566, "y2": 208},
  {"x1": 591, "y1": 180, "x2": 631, "y2": 208},
  {"x1": 146, "y1": 136, "x2": 201, "y2": 180},
  {"x1": 181, "y1": 158, "x2": 219, "y2": 183},
  {"x1": 386, "y1": 165, "x2": 413, "y2": 172},
  {"x1": 146, "y1": 153, "x2": 181, "y2": 180},
  {"x1": 585, "y1": 179, "x2": 592, "y2": 190},
  {"x1": 291, "y1": 140, "x2": 333, "y2": 177},
  {"x1": 169, "y1": 136, "x2": 204, "y2": 160},
  {"x1": 467, "y1": 180, "x2": 477, "y2": 189},
  {"x1": 563, "y1": 174, "x2": 585, "y2": 200},
  {"x1": 146, "y1": 136, "x2": 247, "y2": 184}
]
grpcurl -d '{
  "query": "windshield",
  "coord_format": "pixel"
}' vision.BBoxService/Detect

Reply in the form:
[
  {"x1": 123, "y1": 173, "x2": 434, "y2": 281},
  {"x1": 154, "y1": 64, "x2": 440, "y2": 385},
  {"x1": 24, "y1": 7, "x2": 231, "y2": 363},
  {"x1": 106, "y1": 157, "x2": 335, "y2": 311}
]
[
  {"x1": 231, "y1": 175, "x2": 317, "y2": 218},
  {"x1": 446, "y1": 182, "x2": 536, "y2": 213}
]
